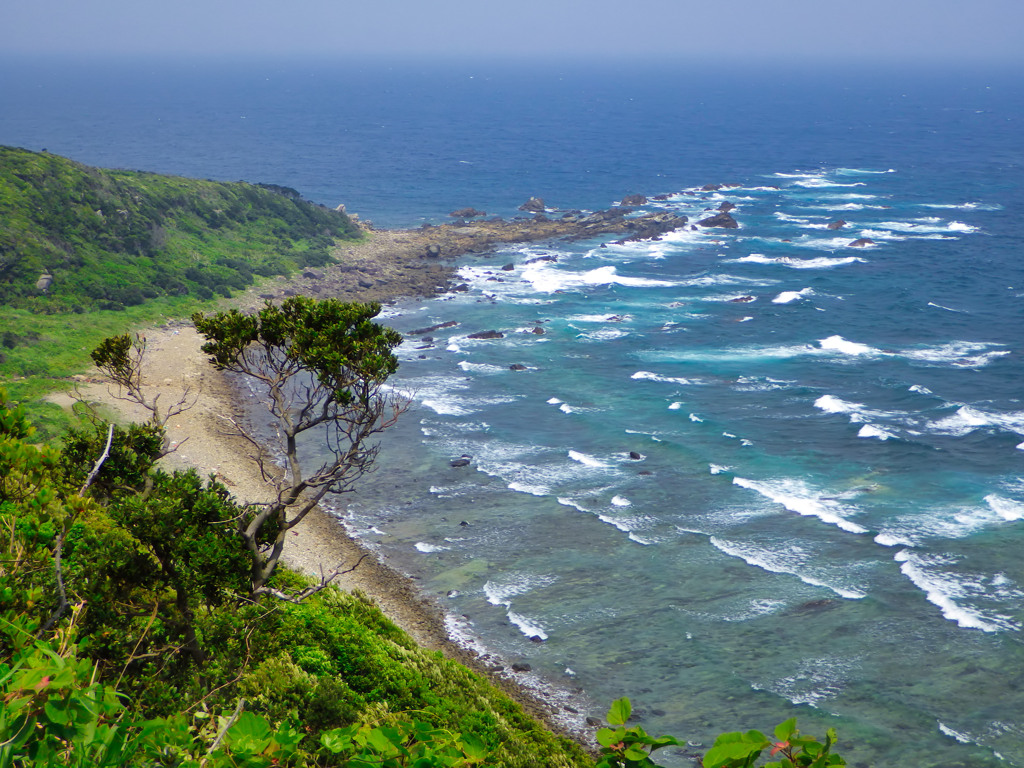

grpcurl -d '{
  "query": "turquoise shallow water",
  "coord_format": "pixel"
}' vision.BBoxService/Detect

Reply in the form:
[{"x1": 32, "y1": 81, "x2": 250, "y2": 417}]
[{"x1": 3, "y1": 56, "x2": 1023, "y2": 766}]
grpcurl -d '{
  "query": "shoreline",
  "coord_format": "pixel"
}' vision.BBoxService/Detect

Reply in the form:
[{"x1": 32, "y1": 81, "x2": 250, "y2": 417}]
[{"x1": 71, "y1": 223, "x2": 617, "y2": 747}]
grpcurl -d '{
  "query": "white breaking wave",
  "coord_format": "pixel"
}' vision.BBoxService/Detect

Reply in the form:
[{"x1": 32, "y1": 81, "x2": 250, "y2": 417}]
[
  {"x1": 568, "y1": 449, "x2": 613, "y2": 469},
  {"x1": 631, "y1": 371, "x2": 703, "y2": 386},
  {"x1": 819, "y1": 335, "x2": 878, "y2": 356},
  {"x1": 521, "y1": 263, "x2": 677, "y2": 293},
  {"x1": 894, "y1": 550, "x2": 1022, "y2": 632},
  {"x1": 733, "y1": 476, "x2": 868, "y2": 534},
  {"x1": 929, "y1": 405, "x2": 1024, "y2": 438},
  {"x1": 773, "y1": 288, "x2": 814, "y2": 304},
  {"x1": 710, "y1": 536, "x2": 867, "y2": 599},
  {"x1": 733, "y1": 254, "x2": 865, "y2": 269}
]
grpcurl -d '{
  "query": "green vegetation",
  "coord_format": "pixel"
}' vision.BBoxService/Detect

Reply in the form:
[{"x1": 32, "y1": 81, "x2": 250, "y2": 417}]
[
  {"x1": 0, "y1": 146, "x2": 359, "y2": 314},
  {"x1": 0, "y1": 387, "x2": 592, "y2": 766},
  {"x1": 0, "y1": 147, "x2": 364, "y2": 434}
]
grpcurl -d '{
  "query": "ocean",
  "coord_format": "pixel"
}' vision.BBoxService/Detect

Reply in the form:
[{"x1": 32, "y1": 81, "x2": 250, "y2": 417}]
[{"x1": 3, "y1": 55, "x2": 1023, "y2": 767}]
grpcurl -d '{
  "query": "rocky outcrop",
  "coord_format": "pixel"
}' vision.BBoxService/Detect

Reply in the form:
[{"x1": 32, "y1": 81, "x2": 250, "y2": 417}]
[
  {"x1": 717, "y1": 201, "x2": 735, "y2": 213},
  {"x1": 848, "y1": 238, "x2": 874, "y2": 248},
  {"x1": 827, "y1": 220, "x2": 847, "y2": 230},
  {"x1": 621, "y1": 194, "x2": 648, "y2": 206},
  {"x1": 697, "y1": 212, "x2": 739, "y2": 229},
  {"x1": 518, "y1": 197, "x2": 546, "y2": 212},
  {"x1": 467, "y1": 330, "x2": 504, "y2": 340},
  {"x1": 450, "y1": 207, "x2": 487, "y2": 218}
]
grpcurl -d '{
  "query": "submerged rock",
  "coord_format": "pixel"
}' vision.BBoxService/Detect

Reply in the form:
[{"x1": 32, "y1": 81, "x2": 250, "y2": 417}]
[
  {"x1": 848, "y1": 237, "x2": 875, "y2": 248},
  {"x1": 467, "y1": 330, "x2": 504, "y2": 339},
  {"x1": 827, "y1": 219, "x2": 848, "y2": 230}
]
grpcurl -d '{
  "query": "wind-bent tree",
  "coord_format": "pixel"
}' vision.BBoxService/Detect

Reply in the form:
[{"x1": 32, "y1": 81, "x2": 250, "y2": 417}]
[{"x1": 191, "y1": 297, "x2": 405, "y2": 597}]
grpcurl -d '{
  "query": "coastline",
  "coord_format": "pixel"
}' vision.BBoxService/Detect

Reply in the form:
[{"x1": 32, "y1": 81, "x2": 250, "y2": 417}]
[{"x1": 69, "y1": 223, "x2": 604, "y2": 746}]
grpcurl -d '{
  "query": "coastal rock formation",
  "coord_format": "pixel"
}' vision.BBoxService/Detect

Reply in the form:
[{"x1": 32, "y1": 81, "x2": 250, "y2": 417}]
[
  {"x1": 450, "y1": 207, "x2": 486, "y2": 218},
  {"x1": 697, "y1": 212, "x2": 739, "y2": 229},
  {"x1": 621, "y1": 194, "x2": 648, "y2": 206},
  {"x1": 717, "y1": 201, "x2": 735, "y2": 213},
  {"x1": 827, "y1": 219, "x2": 848, "y2": 230},
  {"x1": 519, "y1": 197, "x2": 546, "y2": 212},
  {"x1": 848, "y1": 238, "x2": 875, "y2": 247},
  {"x1": 467, "y1": 330, "x2": 504, "y2": 339}
]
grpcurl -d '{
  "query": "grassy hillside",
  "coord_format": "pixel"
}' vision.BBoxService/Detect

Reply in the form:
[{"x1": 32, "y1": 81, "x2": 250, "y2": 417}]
[{"x1": 0, "y1": 146, "x2": 360, "y2": 313}]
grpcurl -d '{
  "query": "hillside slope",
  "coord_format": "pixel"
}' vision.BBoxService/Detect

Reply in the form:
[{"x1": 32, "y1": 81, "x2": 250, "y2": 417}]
[{"x1": 0, "y1": 146, "x2": 360, "y2": 312}]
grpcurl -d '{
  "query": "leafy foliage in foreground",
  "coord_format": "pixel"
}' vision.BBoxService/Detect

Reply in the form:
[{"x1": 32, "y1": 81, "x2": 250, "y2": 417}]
[
  {"x1": 0, "y1": 388, "x2": 590, "y2": 767},
  {"x1": 0, "y1": 146, "x2": 360, "y2": 313}
]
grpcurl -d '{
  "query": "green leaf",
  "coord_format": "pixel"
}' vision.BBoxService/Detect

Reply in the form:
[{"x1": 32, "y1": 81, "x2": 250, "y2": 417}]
[
  {"x1": 774, "y1": 718, "x2": 798, "y2": 742},
  {"x1": 597, "y1": 727, "x2": 625, "y2": 747},
  {"x1": 607, "y1": 697, "x2": 632, "y2": 726},
  {"x1": 625, "y1": 745, "x2": 650, "y2": 761}
]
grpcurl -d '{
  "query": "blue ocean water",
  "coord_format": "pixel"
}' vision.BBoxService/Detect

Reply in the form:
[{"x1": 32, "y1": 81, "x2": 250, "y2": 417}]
[{"x1": 3, "y1": 56, "x2": 1023, "y2": 766}]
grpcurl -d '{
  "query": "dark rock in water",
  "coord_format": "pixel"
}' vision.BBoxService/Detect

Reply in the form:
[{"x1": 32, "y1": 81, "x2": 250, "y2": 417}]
[
  {"x1": 410, "y1": 320, "x2": 459, "y2": 335},
  {"x1": 717, "y1": 201, "x2": 735, "y2": 213},
  {"x1": 531, "y1": 326, "x2": 545, "y2": 335},
  {"x1": 629, "y1": 451, "x2": 643, "y2": 460},
  {"x1": 450, "y1": 455, "x2": 473, "y2": 468},
  {"x1": 519, "y1": 196, "x2": 546, "y2": 212},
  {"x1": 638, "y1": 470, "x2": 653, "y2": 476},
  {"x1": 509, "y1": 363, "x2": 528, "y2": 371},
  {"x1": 459, "y1": 520, "x2": 470, "y2": 526},
  {"x1": 848, "y1": 238, "x2": 874, "y2": 248},
  {"x1": 652, "y1": 194, "x2": 672, "y2": 201},
  {"x1": 621, "y1": 193, "x2": 648, "y2": 206},
  {"x1": 450, "y1": 207, "x2": 486, "y2": 218},
  {"x1": 697, "y1": 212, "x2": 739, "y2": 229},
  {"x1": 501, "y1": 263, "x2": 515, "y2": 271},
  {"x1": 452, "y1": 283, "x2": 470, "y2": 292},
  {"x1": 467, "y1": 330, "x2": 504, "y2": 339},
  {"x1": 730, "y1": 295, "x2": 756, "y2": 303},
  {"x1": 511, "y1": 662, "x2": 532, "y2": 673},
  {"x1": 827, "y1": 219, "x2": 848, "y2": 230},
  {"x1": 585, "y1": 717, "x2": 602, "y2": 727},
  {"x1": 701, "y1": 183, "x2": 723, "y2": 191},
  {"x1": 425, "y1": 244, "x2": 442, "y2": 258},
  {"x1": 795, "y1": 598, "x2": 839, "y2": 612}
]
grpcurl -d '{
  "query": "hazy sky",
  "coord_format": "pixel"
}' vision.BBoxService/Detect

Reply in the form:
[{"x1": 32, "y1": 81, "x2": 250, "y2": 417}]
[{"x1": 4, "y1": 0, "x2": 1023, "y2": 64}]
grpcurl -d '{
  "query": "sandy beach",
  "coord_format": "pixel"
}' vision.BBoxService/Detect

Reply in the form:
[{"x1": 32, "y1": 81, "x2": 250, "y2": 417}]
[{"x1": 63, "y1": 224, "x2": 595, "y2": 741}]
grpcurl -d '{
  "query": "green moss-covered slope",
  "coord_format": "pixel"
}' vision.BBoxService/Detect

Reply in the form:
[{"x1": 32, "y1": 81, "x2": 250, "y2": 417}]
[{"x1": 0, "y1": 146, "x2": 360, "y2": 312}]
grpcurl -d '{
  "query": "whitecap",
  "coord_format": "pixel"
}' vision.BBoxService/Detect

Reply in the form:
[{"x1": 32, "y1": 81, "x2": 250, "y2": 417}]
[
  {"x1": 929, "y1": 405, "x2": 1024, "y2": 438},
  {"x1": 507, "y1": 611, "x2": 548, "y2": 640},
  {"x1": 568, "y1": 450, "x2": 612, "y2": 469},
  {"x1": 858, "y1": 424, "x2": 897, "y2": 440},
  {"x1": 894, "y1": 550, "x2": 1021, "y2": 632},
  {"x1": 668, "y1": 402, "x2": 683, "y2": 410},
  {"x1": 689, "y1": 413, "x2": 704, "y2": 423},
  {"x1": 631, "y1": 371, "x2": 702, "y2": 386},
  {"x1": 709, "y1": 464, "x2": 732, "y2": 475},
  {"x1": 457, "y1": 360, "x2": 508, "y2": 374},
  {"x1": 415, "y1": 542, "x2": 449, "y2": 553},
  {"x1": 773, "y1": 288, "x2": 813, "y2": 304},
  {"x1": 733, "y1": 476, "x2": 868, "y2": 534},
  {"x1": 611, "y1": 495, "x2": 632, "y2": 507},
  {"x1": 818, "y1": 335, "x2": 878, "y2": 356},
  {"x1": 733, "y1": 254, "x2": 864, "y2": 269},
  {"x1": 483, "y1": 572, "x2": 557, "y2": 606},
  {"x1": 937, "y1": 722, "x2": 975, "y2": 745},
  {"x1": 521, "y1": 263, "x2": 677, "y2": 293},
  {"x1": 710, "y1": 536, "x2": 867, "y2": 599},
  {"x1": 985, "y1": 494, "x2": 1024, "y2": 521}
]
